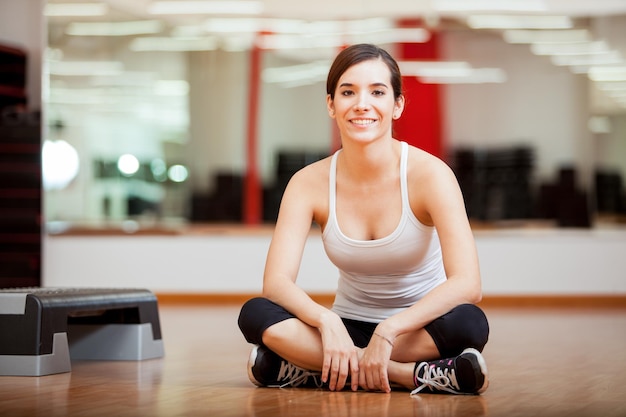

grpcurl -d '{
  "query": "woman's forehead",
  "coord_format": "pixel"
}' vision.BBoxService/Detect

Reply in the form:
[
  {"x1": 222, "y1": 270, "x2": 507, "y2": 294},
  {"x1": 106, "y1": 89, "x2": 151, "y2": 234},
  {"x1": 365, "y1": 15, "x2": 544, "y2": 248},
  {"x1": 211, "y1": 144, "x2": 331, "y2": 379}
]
[{"x1": 338, "y1": 58, "x2": 391, "y2": 85}]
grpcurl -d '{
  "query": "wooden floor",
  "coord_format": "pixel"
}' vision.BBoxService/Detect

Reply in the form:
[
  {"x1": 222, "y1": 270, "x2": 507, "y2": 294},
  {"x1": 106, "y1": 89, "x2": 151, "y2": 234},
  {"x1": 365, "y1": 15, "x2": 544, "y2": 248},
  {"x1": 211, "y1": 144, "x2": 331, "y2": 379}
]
[{"x1": 1, "y1": 303, "x2": 625, "y2": 417}]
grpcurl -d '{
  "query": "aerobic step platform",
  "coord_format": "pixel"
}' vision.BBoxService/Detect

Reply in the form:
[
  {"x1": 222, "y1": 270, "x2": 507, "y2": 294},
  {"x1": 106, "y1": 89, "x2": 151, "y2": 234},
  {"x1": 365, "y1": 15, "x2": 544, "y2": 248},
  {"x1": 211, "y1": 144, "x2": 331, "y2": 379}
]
[{"x1": 0, "y1": 287, "x2": 164, "y2": 376}]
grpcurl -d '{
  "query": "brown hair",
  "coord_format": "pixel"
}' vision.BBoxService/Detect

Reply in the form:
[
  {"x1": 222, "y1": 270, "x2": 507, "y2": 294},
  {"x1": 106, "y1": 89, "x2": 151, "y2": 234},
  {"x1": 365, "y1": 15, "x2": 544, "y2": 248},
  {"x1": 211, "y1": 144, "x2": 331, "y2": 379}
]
[{"x1": 326, "y1": 44, "x2": 403, "y2": 100}]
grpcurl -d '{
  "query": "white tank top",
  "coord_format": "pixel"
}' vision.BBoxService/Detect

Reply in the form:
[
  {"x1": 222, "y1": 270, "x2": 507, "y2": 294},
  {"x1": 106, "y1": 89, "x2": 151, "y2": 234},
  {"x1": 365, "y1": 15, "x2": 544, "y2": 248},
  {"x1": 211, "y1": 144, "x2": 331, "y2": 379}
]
[{"x1": 323, "y1": 142, "x2": 446, "y2": 323}]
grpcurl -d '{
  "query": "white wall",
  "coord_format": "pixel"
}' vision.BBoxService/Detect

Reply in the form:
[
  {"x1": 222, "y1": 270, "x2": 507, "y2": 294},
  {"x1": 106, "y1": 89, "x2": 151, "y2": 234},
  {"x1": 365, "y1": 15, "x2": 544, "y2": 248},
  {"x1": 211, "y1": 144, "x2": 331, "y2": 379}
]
[{"x1": 43, "y1": 228, "x2": 626, "y2": 295}]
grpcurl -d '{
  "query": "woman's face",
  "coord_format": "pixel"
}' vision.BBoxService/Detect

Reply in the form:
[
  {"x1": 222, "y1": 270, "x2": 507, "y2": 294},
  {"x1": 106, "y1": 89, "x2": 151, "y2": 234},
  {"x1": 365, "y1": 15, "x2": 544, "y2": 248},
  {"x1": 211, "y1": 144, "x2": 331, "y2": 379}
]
[{"x1": 327, "y1": 58, "x2": 404, "y2": 145}]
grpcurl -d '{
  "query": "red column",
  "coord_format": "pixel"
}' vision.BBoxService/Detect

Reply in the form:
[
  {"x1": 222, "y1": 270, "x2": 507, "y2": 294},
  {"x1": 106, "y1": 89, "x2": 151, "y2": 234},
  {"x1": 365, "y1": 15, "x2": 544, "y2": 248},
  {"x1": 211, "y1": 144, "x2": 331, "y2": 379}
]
[
  {"x1": 393, "y1": 21, "x2": 443, "y2": 159},
  {"x1": 244, "y1": 37, "x2": 262, "y2": 224}
]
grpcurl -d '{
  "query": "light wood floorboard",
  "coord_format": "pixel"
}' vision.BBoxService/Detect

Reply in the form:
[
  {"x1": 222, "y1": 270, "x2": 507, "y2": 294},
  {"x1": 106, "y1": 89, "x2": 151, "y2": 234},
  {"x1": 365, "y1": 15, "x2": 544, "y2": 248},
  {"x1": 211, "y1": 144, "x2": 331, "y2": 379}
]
[{"x1": 1, "y1": 304, "x2": 625, "y2": 417}]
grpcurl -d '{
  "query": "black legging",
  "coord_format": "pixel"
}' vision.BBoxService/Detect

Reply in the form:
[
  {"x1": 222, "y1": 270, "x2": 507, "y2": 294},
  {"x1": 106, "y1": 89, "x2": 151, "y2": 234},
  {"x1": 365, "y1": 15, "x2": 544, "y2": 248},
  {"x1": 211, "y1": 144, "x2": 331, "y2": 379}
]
[{"x1": 238, "y1": 297, "x2": 489, "y2": 358}]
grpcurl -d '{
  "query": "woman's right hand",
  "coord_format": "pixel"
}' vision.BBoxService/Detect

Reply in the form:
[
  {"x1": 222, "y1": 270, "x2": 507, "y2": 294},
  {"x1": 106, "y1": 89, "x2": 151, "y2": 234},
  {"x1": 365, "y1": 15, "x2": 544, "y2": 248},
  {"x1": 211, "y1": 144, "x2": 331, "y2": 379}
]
[{"x1": 318, "y1": 311, "x2": 360, "y2": 391}]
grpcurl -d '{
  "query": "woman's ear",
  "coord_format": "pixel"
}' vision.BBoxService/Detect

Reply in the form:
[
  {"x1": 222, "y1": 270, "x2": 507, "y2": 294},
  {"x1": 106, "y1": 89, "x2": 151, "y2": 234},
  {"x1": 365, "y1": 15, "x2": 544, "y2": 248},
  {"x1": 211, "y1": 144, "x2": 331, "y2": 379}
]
[
  {"x1": 393, "y1": 95, "x2": 405, "y2": 120},
  {"x1": 326, "y1": 94, "x2": 335, "y2": 118}
]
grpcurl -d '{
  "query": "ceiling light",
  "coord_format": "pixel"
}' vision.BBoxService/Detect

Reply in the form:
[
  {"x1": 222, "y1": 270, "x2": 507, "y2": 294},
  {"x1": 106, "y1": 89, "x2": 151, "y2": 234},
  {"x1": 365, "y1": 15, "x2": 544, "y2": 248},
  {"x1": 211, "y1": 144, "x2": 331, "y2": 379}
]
[
  {"x1": 553, "y1": 52, "x2": 623, "y2": 68},
  {"x1": 258, "y1": 33, "x2": 343, "y2": 50},
  {"x1": 503, "y1": 29, "x2": 591, "y2": 44},
  {"x1": 467, "y1": 15, "x2": 572, "y2": 30},
  {"x1": 399, "y1": 61, "x2": 471, "y2": 77},
  {"x1": 44, "y1": 3, "x2": 108, "y2": 16},
  {"x1": 149, "y1": 1, "x2": 263, "y2": 15},
  {"x1": 588, "y1": 66, "x2": 626, "y2": 82},
  {"x1": 358, "y1": 28, "x2": 430, "y2": 44},
  {"x1": 201, "y1": 17, "x2": 403, "y2": 36},
  {"x1": 531, "y1": 40, "x2": 611, "y2": 56},
  {"x1": 66, "y1": 20, "x2": 163, "y2": 36},
  {"x1": 203, "y1": 18, "x2": 265, "y2": 33},
  {"x1": 129, "y1": 37, "x2": 219, "y2": 51},
  {"x1": 435, "y1": 0, "x2": 546, "y2": 12},
  {"x1": 262, "y1": 61, "x2": 330, "y2": 87},
  {"x1": 399, "y1": 61, "x2": 506, "y2": 84},
  {"x1": 418, "y1": 69, "x2": 507, "y2": 84},
  {"x1": 595, "y1": 81, "x2": 626, "y2": 92},
  {"x1": 154, "y1": 80, "x2": 190, "y2": 96},
  {"x1": 48, "y1": 60, "x2": 124, "y2": 76}
]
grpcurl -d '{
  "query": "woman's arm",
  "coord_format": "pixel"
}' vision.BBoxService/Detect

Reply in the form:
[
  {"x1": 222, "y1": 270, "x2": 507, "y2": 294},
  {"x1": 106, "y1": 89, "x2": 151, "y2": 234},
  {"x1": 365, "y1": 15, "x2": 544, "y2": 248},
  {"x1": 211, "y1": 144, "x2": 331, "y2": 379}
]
[
  {"x1": 262, "y1": 166, "x2": 329, "y2": 326},
  {"x1": 376, "y1": 153, "x2": 482, "y2": 340},
  {"x1": 358, "y1": 152, "x2": 482, "y2": 392},
  {"x1": 262, "y1": 165, "x2": 360, "y2": 391}
]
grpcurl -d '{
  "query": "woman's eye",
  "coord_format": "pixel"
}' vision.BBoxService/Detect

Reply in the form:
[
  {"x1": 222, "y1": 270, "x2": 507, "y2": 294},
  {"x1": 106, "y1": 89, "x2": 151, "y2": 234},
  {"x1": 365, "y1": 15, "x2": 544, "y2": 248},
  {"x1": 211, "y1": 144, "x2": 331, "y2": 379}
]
[
  {"x1": 341, "y1": 90, "x2": 354, "y2": 96},
  {"x1": 372, "y1": 90, "x2": 385, "y2": 96}
]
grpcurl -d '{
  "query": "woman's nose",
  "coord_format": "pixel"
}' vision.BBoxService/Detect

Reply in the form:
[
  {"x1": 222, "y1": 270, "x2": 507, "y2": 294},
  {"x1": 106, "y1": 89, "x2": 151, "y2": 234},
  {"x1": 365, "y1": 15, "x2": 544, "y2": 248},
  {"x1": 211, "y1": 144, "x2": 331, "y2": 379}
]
[{"x1": 354, "y1": 94, "x2": 370, "y2": 111}]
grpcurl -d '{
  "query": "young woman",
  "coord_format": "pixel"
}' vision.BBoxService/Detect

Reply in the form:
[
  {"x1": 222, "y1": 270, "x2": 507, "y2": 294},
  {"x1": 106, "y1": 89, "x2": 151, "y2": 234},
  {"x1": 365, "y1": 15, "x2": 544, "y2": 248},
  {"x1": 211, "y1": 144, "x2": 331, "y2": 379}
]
[{"x1": 238, "y1": 43, "x2": 489, "y2": 395}]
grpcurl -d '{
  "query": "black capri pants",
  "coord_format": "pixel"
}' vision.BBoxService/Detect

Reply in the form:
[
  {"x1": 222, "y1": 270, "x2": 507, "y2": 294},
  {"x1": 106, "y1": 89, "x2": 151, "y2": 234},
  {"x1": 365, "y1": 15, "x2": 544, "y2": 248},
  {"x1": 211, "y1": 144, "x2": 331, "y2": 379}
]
[{"x1": 238, "y1": 297, "x2": 489, "y2": 358}]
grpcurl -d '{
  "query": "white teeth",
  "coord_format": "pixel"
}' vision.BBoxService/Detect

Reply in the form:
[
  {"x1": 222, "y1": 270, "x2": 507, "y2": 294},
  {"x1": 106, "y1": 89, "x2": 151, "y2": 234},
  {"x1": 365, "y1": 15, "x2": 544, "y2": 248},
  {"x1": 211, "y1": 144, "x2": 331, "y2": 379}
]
[{"x1": 352, "y1": 119, "x2": 375, "y2": 125}]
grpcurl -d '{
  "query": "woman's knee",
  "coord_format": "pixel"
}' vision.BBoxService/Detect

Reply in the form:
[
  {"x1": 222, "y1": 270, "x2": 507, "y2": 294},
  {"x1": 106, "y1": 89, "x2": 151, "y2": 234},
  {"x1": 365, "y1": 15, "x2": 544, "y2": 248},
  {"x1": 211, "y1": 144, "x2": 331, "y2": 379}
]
[
  {"x1": 237, "y1": 297, "x2": 295, "y2": 345},
  {"x1": 457, "y1": 304, "x2": 489, "y2": 351},
  {"x1": 425, "y1": 304, "x2": 490, "y2": 357}
]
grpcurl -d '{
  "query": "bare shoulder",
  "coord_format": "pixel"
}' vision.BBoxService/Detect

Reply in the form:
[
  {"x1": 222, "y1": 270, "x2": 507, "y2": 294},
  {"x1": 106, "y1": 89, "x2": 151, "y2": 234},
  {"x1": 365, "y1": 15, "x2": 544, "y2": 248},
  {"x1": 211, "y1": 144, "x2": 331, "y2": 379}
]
[
  {"x1": 406, "y1": 145, "x2": 456, "y2": 185},
  {"x1": 280, "y1": 156, "x2": 331, "y2": 224},
  {"x1": 287, "y1": 156, "x2": 331, "y2": 190},
  {"x1": 405, "y1": 144, "x2": 463, "y2": 226}
]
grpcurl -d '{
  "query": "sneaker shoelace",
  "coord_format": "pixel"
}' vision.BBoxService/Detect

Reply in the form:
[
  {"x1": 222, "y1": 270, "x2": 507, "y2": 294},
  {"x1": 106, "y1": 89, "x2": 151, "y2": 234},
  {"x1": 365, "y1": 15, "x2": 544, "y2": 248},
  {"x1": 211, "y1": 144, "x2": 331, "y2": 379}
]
[
  {"x1": 276, "y1": 361, "x2": 323, "y2": 388},
  {"x1": 411, "y1": 361, "x2": 461, "y2": 395}
]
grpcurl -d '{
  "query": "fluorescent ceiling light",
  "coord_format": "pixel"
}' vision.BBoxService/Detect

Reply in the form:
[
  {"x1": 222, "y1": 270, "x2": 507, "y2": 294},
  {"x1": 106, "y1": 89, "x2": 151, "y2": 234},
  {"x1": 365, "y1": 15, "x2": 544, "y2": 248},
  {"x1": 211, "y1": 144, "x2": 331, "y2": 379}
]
[
  {"x1": 467, "y1": 15, "x2": 572, "y2": 29},
  {"x1": 418, "y1": 69, "x2": 507, "y2": 84},
  {"x1": 221, "y1": 35, "x2": 255, "y2": 52},
  {"x1": 130, "y1": 37, "x2": 219, "y2": 51},
  {"x1": 595, "y1": 81, "x2": 626, "y2": 92},
  {"x1": 588, "y1": 66, "x2": 626, "y2": 82},
  {"x1": 258, "y1": 27, "x2": 429, "y2": 50},
  {"x1": 531, "y1": 40, "x2": 611, "y2": 56},
  {"x1": 154, "y1": 80, "x2": 190, "y2": 96},
  {"x1": 48, "y1": 60, "x2": 124, "y2": 76},
  {"x1": 435, "y1": 0, "x2": 546, "y2": 12},
  {"x1": 399, "y1": 61, "x2": 506, "y2": 84},
  {"x1": 48, "y1": 87, "x2": 117, "y2": 104},
  {"x1": 259, "y1": 33, "x2": 343, "y2": 50},
  {"x1": 149, "y1": 1, "x2": 263, "y2": 15},
  {"x1": 201, "y1": 17, "x2": 398, "y2": 35},
  {"x1": 358, "y1": 28, "x2": 430, "y2": 44},
  {"x1": 554, "y1": 52, "x2": 623, "y2": 68},
  {"x1": 263, "y1": 61, "x2": 330, "y2": 88},
  {"x1": 90, "y1": 72, "x2": 156, "y2": 87},
  {"x1": 66, "y1": 20, "x2": 163, "y2": 36},
  {"x1": 607, "y1": 91, "x2": 626, "y2": 99},
  {"x1": 399, "y1": 61, "x2": 471, "y2": 77},
  {"x1": 203, "y1": 17, "x2": 268, "y2": 33},
  {"x1": 503, "y1": 29, "x2": 590, "y2": 44},
  {"x1": 44, "y1": 3, "x2": 108, "y2": 16}
]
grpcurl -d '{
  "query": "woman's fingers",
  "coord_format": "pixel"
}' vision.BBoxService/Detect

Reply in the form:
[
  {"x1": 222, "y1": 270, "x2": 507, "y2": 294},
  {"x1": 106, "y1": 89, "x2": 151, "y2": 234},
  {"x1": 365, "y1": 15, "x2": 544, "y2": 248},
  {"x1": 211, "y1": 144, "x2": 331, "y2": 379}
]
[
  {"x1": 324, "y1": 351, "x2": 361, "y2": 391},
  {"x1": 350, "y1": 355, "x2": 360, "y2": 391},
  {"x1": 321, "y1": 355, "x2": 332, "y2": 384}
]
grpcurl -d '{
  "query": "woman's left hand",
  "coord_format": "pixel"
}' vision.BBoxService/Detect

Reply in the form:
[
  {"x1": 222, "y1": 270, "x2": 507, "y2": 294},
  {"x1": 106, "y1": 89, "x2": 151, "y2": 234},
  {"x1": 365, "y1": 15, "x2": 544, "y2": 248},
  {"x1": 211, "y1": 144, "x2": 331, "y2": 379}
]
[{"x1": 358, "y1": 332, "x2": 394, "y2": 392}]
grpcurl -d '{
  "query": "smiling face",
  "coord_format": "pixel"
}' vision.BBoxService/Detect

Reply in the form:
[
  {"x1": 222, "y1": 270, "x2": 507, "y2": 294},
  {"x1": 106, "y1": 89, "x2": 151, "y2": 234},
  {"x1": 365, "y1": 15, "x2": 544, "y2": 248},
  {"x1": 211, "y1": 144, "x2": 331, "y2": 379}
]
[{"x1": 327, "y1": 58, "x2": 404, "y2": 145}]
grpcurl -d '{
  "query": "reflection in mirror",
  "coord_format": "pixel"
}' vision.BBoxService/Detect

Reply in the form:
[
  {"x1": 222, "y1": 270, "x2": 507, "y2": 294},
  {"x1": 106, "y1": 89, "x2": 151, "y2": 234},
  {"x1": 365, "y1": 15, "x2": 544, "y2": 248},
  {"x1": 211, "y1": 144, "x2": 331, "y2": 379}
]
[{"x1": 43, "y1": 2, "x2": 626, "y2": 232}]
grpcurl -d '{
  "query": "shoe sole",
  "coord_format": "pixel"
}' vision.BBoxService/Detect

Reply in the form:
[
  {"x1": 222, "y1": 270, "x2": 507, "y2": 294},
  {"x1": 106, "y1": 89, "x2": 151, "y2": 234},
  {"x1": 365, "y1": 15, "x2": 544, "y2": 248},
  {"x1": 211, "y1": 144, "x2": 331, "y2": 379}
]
[
  {"x1": 461, "y1": 347, "x2": 489, "y2": 394},
  {"x1": 247, "y1": 345, "x2": 264, "y2": 387}
]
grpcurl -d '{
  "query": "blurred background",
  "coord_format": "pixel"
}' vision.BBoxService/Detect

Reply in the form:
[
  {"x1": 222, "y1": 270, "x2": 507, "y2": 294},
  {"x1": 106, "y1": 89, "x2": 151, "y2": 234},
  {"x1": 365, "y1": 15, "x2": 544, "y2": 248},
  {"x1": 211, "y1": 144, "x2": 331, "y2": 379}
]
[
  {"x1": 2, "y1": 1, "x2": 626, "y2": 292},
  {"x1": 2, "y1": 0, "x2": 625, "y2": 231}
]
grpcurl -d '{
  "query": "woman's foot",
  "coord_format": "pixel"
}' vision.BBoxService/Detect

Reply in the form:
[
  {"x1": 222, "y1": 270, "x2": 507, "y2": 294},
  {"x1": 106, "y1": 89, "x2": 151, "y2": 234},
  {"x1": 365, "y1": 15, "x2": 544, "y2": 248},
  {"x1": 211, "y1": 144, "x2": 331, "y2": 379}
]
[{"x1": 411, "y1": 348, "x2": 489, "y2": 395}]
